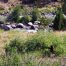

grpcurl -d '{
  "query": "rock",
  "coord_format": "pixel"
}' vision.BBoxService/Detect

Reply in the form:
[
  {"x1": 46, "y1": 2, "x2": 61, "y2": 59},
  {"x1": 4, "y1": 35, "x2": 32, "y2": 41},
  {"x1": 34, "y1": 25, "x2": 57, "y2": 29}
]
[
  {"x1": 25, "y1": 26, "x2": 30, "y2": 30},
  {"x1": 49, "y1": 23, "x2": 54, "y2": 27},
  {"x1": 34, "y1": 21, "x2": 40, "y2": 25},
  {"x1": 2, "y1": 24, "x2": 12, "y2": 31},
  {"x1": 33, "y1": 25, "x2": 39, "y2": 30},
  {"x1": 28, "y1": 22, "x2": 33, "y2": 26},
  {"x1": 30, "y1": 25, "x2": 35, "y2": 30},
  {"x1": 0, "y1": 24, "x2": 3, "y2": 29},
  {"x1": 45, "y1": 13, "x2": 56, "y2": 19},
  {"x1": 11, "y1": 24, "x2": 16, "y2": 29},
  {"x1": 16, "y1": 23, "x2": 24, "y2": 28}
]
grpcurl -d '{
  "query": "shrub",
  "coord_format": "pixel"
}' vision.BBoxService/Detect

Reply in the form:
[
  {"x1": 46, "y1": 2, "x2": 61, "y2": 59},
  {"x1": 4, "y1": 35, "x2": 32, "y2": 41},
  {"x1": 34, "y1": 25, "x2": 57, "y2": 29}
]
[
  {"x1": 5, "y1": 38, "x2": 25, "y2": 54},
  {"x1": 25, "y1": 36, "x2": 43, "y2": 52},
  {"x1": 53, "y1": 7, "x2": 66, "y2": 30},
  {"x1": 0, "y1": 48, "x2": 22, "y2": 66},
  {"x1": 5, "y1": 31, "x2": 66, "y2": 57},
  {"x1": 18, "y1": 16, "x2": 32, "y2": 23},
  {"x1": 62, "y1": 2, "x2": 66, "y2": 15},
  {"x1": 7, "y1": 6, "x2": 21, "y2": 23},
  {"x1": 6, "y1": 51, "x2": 21, "y2": 66},
  {"x1": 31, "y1": 8, "x2": 40, "y2": 23},
  {"x1": 39, "y1": 16, "x2": 52, "y2": 26},
  {"x1": 42, "y1": 49, "x2": 51, "y2": 57},
  {"x1": 0, "y1": 52, "x2": 62, "y2": 66},
  {"x1": 0, "y1": 15, "x2": 7, "y2": 24},
  {"x1": 0, "y1": 55, "x2": 5, "y2": 66}
]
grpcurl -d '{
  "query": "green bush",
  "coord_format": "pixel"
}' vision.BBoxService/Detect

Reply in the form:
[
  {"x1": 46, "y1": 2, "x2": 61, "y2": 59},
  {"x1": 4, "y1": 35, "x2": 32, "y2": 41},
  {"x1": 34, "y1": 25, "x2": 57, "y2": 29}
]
[
  {"x1": 6, "y1": 52, "x2": 21, "y2": 66},
  {"x1": 31, "y1": 8, "x2": 40, "y2": 23},
  {"x1": 7, "y1": 6, "x2": 21, "y2": 23},
  {"x1": 5, "y1": 31, "x2": 66, "y2": 57},
  {"x1": 0, "y1": 47, "x2": 22, "y2": 66},
  {"x1": 5, "y1": 38, "x2": 25, "y2": 54},
  {"x1": 53, "y1": 7, "x2": 66, "y2": 30},
  {"x1": 25, "y1": 36, "x2": 43, "y2": 52},
  {"x1": 2, "y1": 31, "x2": 66, "y2": 65},
  {"x1": 42, "y1": 49, "x2": 51, "y2": 57},
  {"x1": 39, "y1": 16, "x2": 52, "y2": 26},
  {"x1": 18, "y1": 16, "x2": 32, "y2": 23}
]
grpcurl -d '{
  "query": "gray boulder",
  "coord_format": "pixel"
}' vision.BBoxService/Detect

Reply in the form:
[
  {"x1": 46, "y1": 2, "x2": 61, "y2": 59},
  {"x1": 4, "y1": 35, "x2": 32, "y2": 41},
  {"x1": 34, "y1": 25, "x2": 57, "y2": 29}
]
[
  {"x1": 11, "y1": 24, "x2": 16, "y2": 29},
  {"x1": 0, "y1": 24, "x2": 3, "y2": 29},
  {"x1": 24, "y1": 26, "x2": 30, "y2": 30},
  {"x1": 1, "y1": 24, "x2": 12, "y2": 31},
  {"x1": 34, "y1": 21, "x2": 40, "y2": 25},
  {"x1": 28, "y1": 22, "x2": 33, "y2": 26},
  {"x1": 30, "y1": 25, "x2": 35, "y2": 30},
  {"x1": 33, "y1": 25, "x2": 39, "y2": 30},
  {"x1": 16, "y1": 23, "x2": 25, "y2": 29}
]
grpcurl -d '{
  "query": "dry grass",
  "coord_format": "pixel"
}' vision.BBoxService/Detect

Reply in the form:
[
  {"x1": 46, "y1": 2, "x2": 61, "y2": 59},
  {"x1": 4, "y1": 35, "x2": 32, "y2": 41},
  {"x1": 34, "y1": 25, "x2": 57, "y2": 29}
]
[{"x1": 54, "y1": 31, "x2": 66, "y2": 36}]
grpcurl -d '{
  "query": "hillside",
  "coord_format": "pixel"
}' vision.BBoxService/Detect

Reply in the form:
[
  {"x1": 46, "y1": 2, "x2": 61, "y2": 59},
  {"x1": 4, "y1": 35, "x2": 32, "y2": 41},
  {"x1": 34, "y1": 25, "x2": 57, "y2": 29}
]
[
  {"x1": 0, "y1": 0, "x2": 20, "y2": 11},
  {"x1": 0, "y1": 0, "x2": 62, "y2": 11}
]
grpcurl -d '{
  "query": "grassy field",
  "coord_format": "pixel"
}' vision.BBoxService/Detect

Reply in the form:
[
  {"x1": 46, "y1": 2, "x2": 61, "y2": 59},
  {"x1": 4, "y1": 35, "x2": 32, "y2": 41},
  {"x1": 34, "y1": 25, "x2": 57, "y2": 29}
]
[
  {"x1": 0, "y1": 30, "x2": 34, "y2": 54},
  {"x1": 0, "y1": 30, "x2": 66, "y2": 66},
  {"x1": 0, "y1": 30, "x2": 66, "y2": 54}
]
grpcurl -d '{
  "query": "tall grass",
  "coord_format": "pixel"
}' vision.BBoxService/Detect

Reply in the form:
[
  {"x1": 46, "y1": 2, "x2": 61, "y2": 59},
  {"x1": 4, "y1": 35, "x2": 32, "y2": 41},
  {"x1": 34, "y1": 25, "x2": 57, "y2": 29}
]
[
  {"x1": 0, "y1": 31, "x2": 66, "y2": 66},
  {"x1": 5, "y1": 31, "x2": 66, "y2": 56},
  {"x1": 0, "y1": 52, "x2": 63, "y2": 66}
]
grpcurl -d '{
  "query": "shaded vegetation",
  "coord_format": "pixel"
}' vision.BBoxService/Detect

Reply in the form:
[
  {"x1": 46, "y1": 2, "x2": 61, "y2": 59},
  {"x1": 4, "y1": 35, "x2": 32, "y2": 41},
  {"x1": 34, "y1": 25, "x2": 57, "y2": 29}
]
[
  {"x1": 5, "y1": 31, "x2": 66, "y2": 56},
  {"x1": 53, "y1": 8, "x2": 66, "y2": 30}
]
